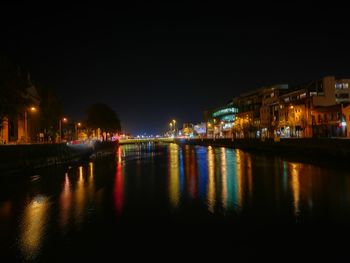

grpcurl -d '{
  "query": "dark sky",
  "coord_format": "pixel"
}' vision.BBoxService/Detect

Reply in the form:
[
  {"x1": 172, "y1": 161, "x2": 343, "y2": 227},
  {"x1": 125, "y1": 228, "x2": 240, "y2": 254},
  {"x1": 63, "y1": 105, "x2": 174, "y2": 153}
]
[{"x1": 1, "y1": 2, "x2": 349, "y2": 135}]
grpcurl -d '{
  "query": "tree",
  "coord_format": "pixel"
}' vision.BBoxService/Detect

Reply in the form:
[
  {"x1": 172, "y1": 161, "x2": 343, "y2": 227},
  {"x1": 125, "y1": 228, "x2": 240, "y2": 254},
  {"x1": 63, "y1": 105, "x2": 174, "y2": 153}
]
[
  {"x1": 36, "y1": 84, "x2": 63, "y2": 141},
  {"x1": 0, "y1": 54, "x2": 29, "y2": 119},
  {"x1": 86, "y1": 103, "x2": 121, "y2": 141}
]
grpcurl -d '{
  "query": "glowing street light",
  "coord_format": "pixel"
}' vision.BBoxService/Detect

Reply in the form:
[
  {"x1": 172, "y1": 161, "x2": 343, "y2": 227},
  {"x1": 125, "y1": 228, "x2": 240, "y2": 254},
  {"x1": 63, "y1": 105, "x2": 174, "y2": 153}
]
[
  {"x1": 24, "y1": 106, "x2": 38, "y2": 143},
  {"x1": 30, "y1": 107, "x2": 37, "y2": 112},
  {"x1": 75, "y1": 122, "x2": 82, "y2": 140},
  {"x1": 59, "y1": 117, "x2": 68, "y2": 143},
  {"x1": 172, "y1": 119, "x2": 176, "y2": 136}
]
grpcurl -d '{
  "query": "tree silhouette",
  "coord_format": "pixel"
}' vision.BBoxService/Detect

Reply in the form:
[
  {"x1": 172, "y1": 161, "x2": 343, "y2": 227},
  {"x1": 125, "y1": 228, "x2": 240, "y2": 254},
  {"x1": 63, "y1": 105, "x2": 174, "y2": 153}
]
[
  {"x1": 0, "y1": 54, "x2": 29, "y2": 119},
  {"x1": 36, "y1": 84, "x2": 63, "y2": 141},
  {"x1": 86, "y1": 103, "x2": 121, "y2": 140}
]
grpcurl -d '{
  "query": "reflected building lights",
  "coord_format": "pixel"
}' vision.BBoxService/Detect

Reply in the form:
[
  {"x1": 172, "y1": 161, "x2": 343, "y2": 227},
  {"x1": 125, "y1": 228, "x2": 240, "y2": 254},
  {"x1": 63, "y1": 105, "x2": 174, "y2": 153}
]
[
  {"x1": 118, "y1": 147, "x2": 122, "y2": 164},
  {"x1": 114, "y1": 157, "x2": 124, "y2": 215},
  {"x1": 220, "y1": 147, "x2": 228, "y2": 210},
  {"x1": 169, "y1": 143, "x2": 180, "y2": 207},
  {"x1": 196, "y1": 147, "x2": 208, "y2": 203},
  {"x1": 290, "y1": 163, "x2": 301, "y2": 217},
  {"x1": 89, "y1": 162, "x2": 94, "y2": 177},
  {"x1": 184, "y1": 145, "x2": 191, "y2": 198},
  {"x1": 207, "y1": 146, "x2": 216, "y2": 213},
  {"x1": 168, "y1": 143, "x2": 180, "y2": 208},
  {"x1": 234, "y1": 150, "x2": 243, "y2": 211},
  {"x1": 20, "y1": 195, "x2": 50, "y2": 260},
  {"x1": 88, "y1": 162, "x2": 95, "y2": 200},
  {"x1": 225, "y1": 148, "x2": 235, "y2": 211},
  {"x1": 59, "y1": 173, "x2": 72, "y2": 231},
  {"x1": 179, "y1": 145, "x2": 185, "y2": 197},
  {"x1": 246, "y1": 153, "x2": 253, "y2": 202},
  {"x1": 75, "y1": 166, "x2": 85, "y2": 225},
  {"x1": 189, "y1": 149, "x2": 197, "y2": 199}
]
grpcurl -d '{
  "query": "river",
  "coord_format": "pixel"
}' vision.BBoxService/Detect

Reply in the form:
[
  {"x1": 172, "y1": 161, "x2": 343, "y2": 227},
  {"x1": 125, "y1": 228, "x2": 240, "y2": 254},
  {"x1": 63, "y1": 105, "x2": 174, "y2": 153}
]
[{"x1": 0, "y1": 143, "x2": 349, "y2": 261}]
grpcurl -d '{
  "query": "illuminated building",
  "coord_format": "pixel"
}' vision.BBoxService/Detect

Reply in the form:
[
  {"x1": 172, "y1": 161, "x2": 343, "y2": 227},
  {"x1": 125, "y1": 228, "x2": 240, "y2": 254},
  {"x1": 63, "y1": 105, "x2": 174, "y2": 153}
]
[
  {"x1": 232, "y1": 88, "x2": 264, "y2": 139},
  {"x1": 204, "y1": 75, "x2": 350, "y2": 139},
  {"x1": 204, "y1": 101, "x2": 238, "y2": 138},
  {"x1": 0, "y1": 83, "x2": 40, "y2": 144},
  {"x1": 260, "y1": 84, "x2": 289, "y2": 138},
  {"x1": 277, "y1": 76, "x2": 350, "y2": 138}
]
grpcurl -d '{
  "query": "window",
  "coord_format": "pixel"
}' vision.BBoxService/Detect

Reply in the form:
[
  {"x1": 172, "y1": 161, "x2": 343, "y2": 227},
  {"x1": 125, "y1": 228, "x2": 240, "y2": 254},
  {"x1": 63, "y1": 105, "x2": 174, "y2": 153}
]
[
  {"x1": 300, "y1": 93, "x2": 306, "y2": 99},
  {"x1": 335, "y1": 83, "x2": 343, "y2": 89}
]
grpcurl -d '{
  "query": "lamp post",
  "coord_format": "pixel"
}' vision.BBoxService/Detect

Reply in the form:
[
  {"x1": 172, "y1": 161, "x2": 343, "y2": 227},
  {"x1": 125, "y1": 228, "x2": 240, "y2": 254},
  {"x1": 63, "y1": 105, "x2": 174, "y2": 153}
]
[
  {"x1": 24, "y1": 106, "x2": 37, "y2": 143},
  {"x1": 172, "y1": 119, "x2": 176, "y2": 136},
  {"x1": 75, "y1": 122, "x2": 82, "y2": 140},
  {"x1": 59, "y1": 117, "x2": 68, "y2": 143},
  {"x1": 169, "y1": 122, "x2": 173, "y2": 137}
]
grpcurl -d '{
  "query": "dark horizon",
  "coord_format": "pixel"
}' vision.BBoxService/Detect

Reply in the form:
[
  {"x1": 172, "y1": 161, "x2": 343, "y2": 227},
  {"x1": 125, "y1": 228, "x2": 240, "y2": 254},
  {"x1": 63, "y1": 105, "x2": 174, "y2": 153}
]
[{"x1": 1, "y1": 3, "x2": 349, "y2": 135}]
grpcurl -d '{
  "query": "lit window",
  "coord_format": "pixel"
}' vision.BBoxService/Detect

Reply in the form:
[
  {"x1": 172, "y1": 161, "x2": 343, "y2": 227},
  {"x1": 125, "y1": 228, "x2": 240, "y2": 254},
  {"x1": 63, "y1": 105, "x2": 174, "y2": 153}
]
[{"x1": 335, "y1": 83, "x2": 343, "y2": 89}]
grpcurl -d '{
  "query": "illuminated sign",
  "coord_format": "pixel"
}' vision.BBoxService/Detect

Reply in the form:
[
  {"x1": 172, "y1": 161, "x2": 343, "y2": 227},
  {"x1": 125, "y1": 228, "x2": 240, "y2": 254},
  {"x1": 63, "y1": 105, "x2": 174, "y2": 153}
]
[{"x1": 212, "y1": 107, "x2": 238, "y2": 117}]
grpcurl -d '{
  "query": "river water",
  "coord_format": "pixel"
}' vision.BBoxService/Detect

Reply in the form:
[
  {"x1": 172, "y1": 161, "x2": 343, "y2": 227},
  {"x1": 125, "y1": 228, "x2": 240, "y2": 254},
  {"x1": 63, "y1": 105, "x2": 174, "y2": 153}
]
[{"x1": 1, "y1": 143, "x2": 350, "y2": 261}]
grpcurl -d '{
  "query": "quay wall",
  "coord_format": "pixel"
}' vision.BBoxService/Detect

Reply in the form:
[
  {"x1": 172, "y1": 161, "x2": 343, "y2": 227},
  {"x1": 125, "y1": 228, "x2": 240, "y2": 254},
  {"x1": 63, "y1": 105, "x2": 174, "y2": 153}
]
[
  {"x1": 175, "y1": 138, "x2": 350, "y2": 161},
  {"x1": 0, "y1": 141, "x2": 117, "y2": 175}
]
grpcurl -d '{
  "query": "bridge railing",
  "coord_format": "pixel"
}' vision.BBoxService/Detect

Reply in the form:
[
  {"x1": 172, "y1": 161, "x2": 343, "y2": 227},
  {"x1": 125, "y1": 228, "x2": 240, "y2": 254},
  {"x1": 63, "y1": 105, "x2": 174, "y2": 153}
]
[{"x1": 118, "y1": 138, "x2": 175, "y2": 145}]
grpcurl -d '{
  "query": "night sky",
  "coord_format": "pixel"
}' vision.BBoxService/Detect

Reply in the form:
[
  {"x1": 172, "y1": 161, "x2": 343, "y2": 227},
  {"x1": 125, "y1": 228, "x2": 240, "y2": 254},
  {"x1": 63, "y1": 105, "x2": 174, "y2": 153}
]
[{"x1": 1, "y1": 3, "x2": 349, "y2": 135}]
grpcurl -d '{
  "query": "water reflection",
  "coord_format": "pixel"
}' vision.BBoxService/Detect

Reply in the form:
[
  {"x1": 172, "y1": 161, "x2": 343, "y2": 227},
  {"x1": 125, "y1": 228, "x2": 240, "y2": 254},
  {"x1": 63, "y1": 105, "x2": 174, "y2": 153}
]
[
  {"x1": 3, "y1": 143, "x2": 350, "y2": 260},
  {"x1": 74, "y1": 166, "x2": 86, "y2": 226},
  {"x1": 168, "y1": 143, "x2": 180, "y2": 208},
  {"x1": 114, "y1": 146, "x2": 124, "y2": 215},
  {"x1": 290, "y1": 163, "x2": 301, "y2": 218},
  {"x1": 20, "y1": 195, "x2": 50, "y2": 260},
  {"x1": 169, "y1": 145, "x2": 255, "y2": 214},
  {"x1": 88, "y1": 162, "x2": 95, "y2": 200},
  {"x1": 59, "y1": 173, "x2": 72, "y2": 231},
  {"x1": 220, "y1": 148, "x2": 228, "y2": 211},
  {"x1": 207, "y1": 146, "x2": 216, "y2": 213}
]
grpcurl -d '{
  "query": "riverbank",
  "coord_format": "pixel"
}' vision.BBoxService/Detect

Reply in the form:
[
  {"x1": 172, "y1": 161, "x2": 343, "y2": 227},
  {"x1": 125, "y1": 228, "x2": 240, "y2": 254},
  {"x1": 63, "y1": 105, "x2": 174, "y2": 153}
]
[
  {"x1": 175, "y1": 137, "x2": 350, "y2": 163},
  {"x1": 0, "y1": 141, "x2": 117, "y2": 175}
]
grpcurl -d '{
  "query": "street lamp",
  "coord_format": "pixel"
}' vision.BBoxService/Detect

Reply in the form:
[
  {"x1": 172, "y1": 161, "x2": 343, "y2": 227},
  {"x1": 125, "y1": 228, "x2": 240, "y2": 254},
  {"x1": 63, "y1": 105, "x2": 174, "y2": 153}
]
[
  {"x1": 75, "y1": 122, "x2": 82, "y2": 140},
  {"x1": 172, "y1": 119, "x2": 176, "y2": 136},
  {"x1": 24, "y1": 106, "x2": 37, "y2": 143},
  {"x1": 59, "y1": 117, "x2": 68, "y2": 143}
]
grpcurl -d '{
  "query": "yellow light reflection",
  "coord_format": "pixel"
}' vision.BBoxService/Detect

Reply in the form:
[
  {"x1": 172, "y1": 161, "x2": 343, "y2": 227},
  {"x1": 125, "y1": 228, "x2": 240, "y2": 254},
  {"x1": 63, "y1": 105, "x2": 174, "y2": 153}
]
[
  {"x1": 207, "y1": 146, "x2": 216, "y2": 213},
  {"x1": 168, "y1": 143, "x2": 180, "y2": 207},
  {"x1": 221, "y1": 148, "x2": 228, "y2": 210},
  {"x1": 246, "y1": 154, "x2": 253, "y2": 201},
  {"x1": 88, "y1": 162, "x2": 95, "y2": 200},
  {"x1": 235, "y1": 150, "x2": 243, "y2": 210},
  {"x1": 20, "y1": 195, "x2": 50, "y2": 260},
  {"x1": 114, "y1": 155, "x2": 124, "y2": 215},
  {"x1": 89, "y1": 162, "x2": 94, "y2": 177},
  {"x1": 59, "y1": 173, "x2": 72, "y2": 231},
  {"x1": 75, "y1": 166, "x2": 85, "y2": 225},
  {"x1": 290, "y1": 163, "x2": 300, "y2": 217},
  {"x1": 118, "y1": 147, "x2": 122, "y2": 164}
]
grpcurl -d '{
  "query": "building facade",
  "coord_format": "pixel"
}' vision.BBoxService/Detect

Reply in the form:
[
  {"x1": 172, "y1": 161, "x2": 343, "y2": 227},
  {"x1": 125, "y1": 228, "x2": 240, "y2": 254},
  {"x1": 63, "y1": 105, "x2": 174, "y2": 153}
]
[{"x1": 204, "y1": 75, "x2": 350, "y2": 140}]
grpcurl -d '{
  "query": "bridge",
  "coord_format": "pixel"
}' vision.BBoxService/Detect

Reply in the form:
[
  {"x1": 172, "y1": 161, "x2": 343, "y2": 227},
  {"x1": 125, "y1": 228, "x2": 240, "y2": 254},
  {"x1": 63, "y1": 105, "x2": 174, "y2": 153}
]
[{"x1": 118, "y1": 138, "x2": 175, "y2": 145}]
